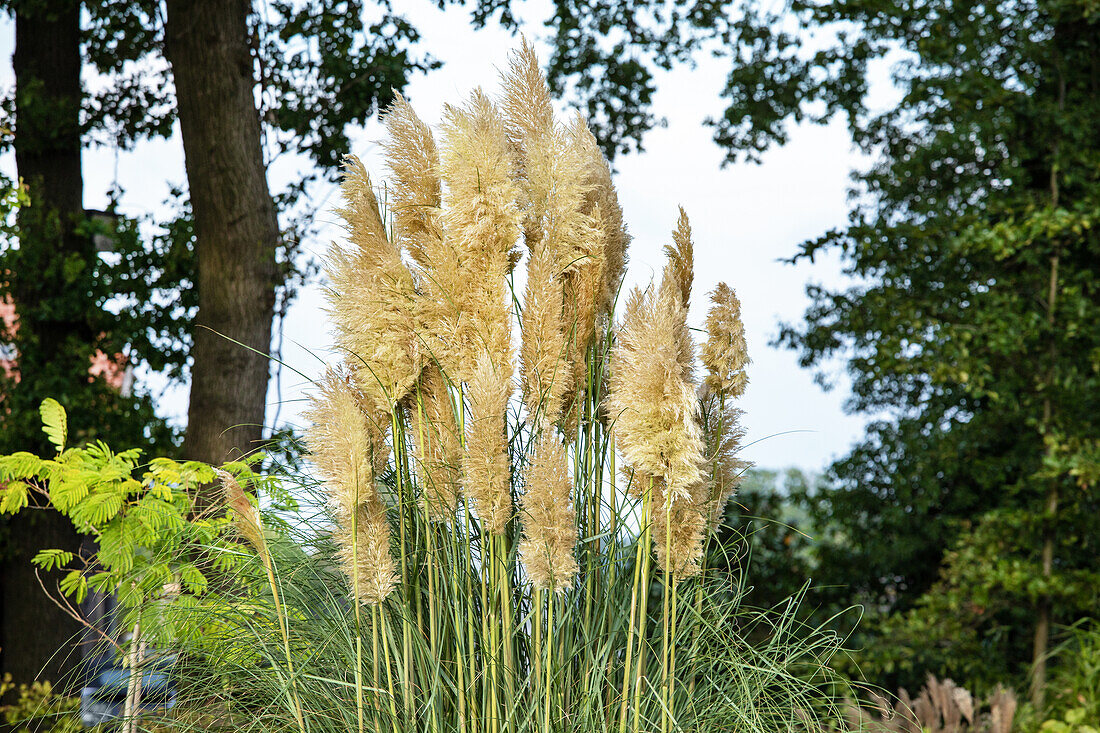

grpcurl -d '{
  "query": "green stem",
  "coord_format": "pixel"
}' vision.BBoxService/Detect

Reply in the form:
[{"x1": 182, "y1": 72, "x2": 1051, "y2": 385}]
[
  {"x1": 632, "y1": 481, "x2": 653, "y2": 733},
  {"x1": 544, "y1": 591, "x2": 555, "y2": 733}
]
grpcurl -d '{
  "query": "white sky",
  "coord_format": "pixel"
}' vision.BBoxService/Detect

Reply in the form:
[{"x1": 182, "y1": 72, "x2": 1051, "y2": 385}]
[{"x1": 0, "y1": 3, "x2": 879, "y2": 472}]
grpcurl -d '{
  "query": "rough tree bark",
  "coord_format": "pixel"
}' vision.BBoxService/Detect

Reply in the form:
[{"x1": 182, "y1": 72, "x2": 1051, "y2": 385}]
[
  {"x1": 0, "y1": 0, "x2": 86, "y2": 691},
  {"x1": 164, "y1": 0, "x2": 280, "y2": 476}
]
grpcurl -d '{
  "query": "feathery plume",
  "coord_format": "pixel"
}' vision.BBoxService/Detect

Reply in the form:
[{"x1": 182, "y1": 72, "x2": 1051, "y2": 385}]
[
  {"x1": 382, "y1": 93, "x2": 443, "y2": 269},
  {"x1": 661, "y1": 207, "x2": 694, "y2": 308},
  {"x1": 219, "y1": 470, "x2": 263, "y2": 551},
  {"x1": 504, "y1": 44, "x2": 602, "y2": 428},
  {"x1": 520, "y1": 239, "x2": 572, "y2": 424},
  {"x1": 502, "y1": 38, "x2": 555, "y2": 160},
  {"x1": 627, "y1": 470, "x2": 707, "y2": 578},
  {"x1": 607, "y1": 280, "x2": 704, "y2": 504},
  {"x1": 653, "y1": 485, "x2": 708, "y2": 578},
  {"x1": 327, "y1": 157, "x2": 421, "y2": 413},
  {"x1": 305, "y1": 368, "x2": 397, "y2": 604},
  {"x1": 518, "y1": 432, "x2": 579, "y2": 592},
  {"x1": 334, "y1": 503, "x2": 399, "y2": 605},
  {"x1": 382, "y1": 95, "x2": 466, "y2": 379},
  {"x1": 439, "y1": 89, "x2": 522, "y2": 382},
  {"x1": 699, "y1": 282, "x2": 751, "y2": 531},
  {"x1": 569, "y1": 113, "x2": 629, "y2": 321},
  {"x1": 463, "y1": 354, "x2": 514, "y2": 534},
  {"x1": 701, "y1": 282, "x2": 749, "y2": 398},
  {"x1": 411, "y1": 362, "x2": 463, "y2": 522},
  {"x1": 699, "y1": 385, "x2": 750, "y2": 533}
]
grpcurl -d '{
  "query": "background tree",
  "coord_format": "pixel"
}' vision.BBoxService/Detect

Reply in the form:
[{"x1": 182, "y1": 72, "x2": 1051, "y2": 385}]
[
  {"x1": 0, "y1": 0, "x2": 88, "y2": 693},
  {"x1": 755, "y1": 1, "x2": 1100, "y2": 700}
]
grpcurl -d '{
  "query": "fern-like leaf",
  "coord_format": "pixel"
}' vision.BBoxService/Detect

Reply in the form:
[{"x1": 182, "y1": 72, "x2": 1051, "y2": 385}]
[
  {"x1": 39, "y1": 398, "x2": 67, "y2": 452},
  {"x1": 32, "y1": 548, "x2": 74, "y2": 571},
  {"x1": 59, "y1": 569, "x2": 87, "y2": 604},
  {"x1": 0, "y1": 481, "x2": 29, "y2": 514}
]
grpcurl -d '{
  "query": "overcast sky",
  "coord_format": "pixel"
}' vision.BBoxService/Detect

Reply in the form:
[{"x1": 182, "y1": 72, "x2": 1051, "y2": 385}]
[{"x1": 0, "y1": 3, "x2": 880, "y2": 472}]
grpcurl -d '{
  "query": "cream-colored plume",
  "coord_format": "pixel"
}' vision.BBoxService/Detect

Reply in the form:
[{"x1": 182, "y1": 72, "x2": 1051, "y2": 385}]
[
  {"x1": 608, "y1": 282, "x2": 704, "y2": 504},
  {"x1": 628, "y1": 470, "x2": 707, "y2": 578},
  {"x1": 335, "y1": 503, "x2": 399, "y2": 605},
  {"x1": 503, "y1": 43, "x2": 602, "y2": 428},
  {"x1": 462, "y1": 354, "x2": 514, "y2": 534},
  {"x1": 518, "y1": 432, "x2": 579, "y2": 592},
  {"x1": 701, "y1": 282, "x2": 749, "y2": 398},
  {"x1": 411, "y1": 362, "x2": 463, "y2": 522},
  {"x1": 382, "y1": 93, "x2": 443, "y2": 269},
  {"x1": 662, "y1": 208, "x2": 694, "y2": 309},
  {"x1": 382, "y1": 94, "x2": 465, "y2": 380},
  {"x1": 653, "y1": 484, "x2": 708, "y2": 578},
  {"x1": 570, "y1": 114, "x2": 629, "y2": 321},
  {"x1": 327, "y1": 157, "x2": 421, "y2": 413},
  {"x1": 520, "y1": 239, "x2": 572, "y2": 425},
  {"x1": 699, "y1": 282, "x2": 751, "y2": 531},
  {"x1": 439, "y1": 89, "x2": 521, "y2": 384},
  {"x1": 699, "y1": 385, "x2": 749, "y2": 533},
  {"x1": 608, "y1": 211, "x2": 705, "y2": 504},
  {"x1": 305, "y1": 368, "x2": 397, "y2": 604}
]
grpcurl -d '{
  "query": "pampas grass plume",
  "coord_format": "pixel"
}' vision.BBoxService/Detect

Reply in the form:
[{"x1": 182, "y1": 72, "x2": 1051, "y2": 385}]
[
  {"x1": 219, "y1": 470, "x2": 263, "y2": 551},
  {"x1": 519, "y1": 432, "x2": 579, "y2": 592},
  {"x1": 412, "y1": 362, "x2": 463, "y2": 522},
  {"x1": 462, "y1": 354, "x2": 514, "y2": 534},
  {"x1": 328, "y1": 157, "x2": 421, "y2": 413},
  {"x1": 440, "y1": 89, "x2": 521, "y2": 383},
  {"x1": 304, "y1": 368, "x2": 397, "y2": 603}
]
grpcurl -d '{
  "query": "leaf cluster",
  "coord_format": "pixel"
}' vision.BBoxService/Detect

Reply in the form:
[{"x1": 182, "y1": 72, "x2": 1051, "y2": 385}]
[{"x1": 0, "y1": 399, "x2": 243, "y2": 645}]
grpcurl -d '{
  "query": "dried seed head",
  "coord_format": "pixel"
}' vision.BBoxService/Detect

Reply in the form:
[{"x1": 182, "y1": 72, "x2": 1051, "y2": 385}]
[
  {"x1": 382, "y1": 95, "x2": 467, "y2": 380},
  {"x1": 335, "y1": 502, "x2": 398, "y2": 605},
  {"x1": 701, "y1": 282, "x2": 749, "y2": 398},
  {"x1": 504, "y1": 45, "x2": 604, "y2": 432},
  {"x1": 304, "y1": 367, "x2": 391, "y2": 514},
  {"x1": 328, "y1": 157, "x2": 421, "y2": 412},
  {"x1": 382, "y1": 93, "x2": 443, "y2": 270},
  {"x1": 653, "y1": 482, "x2": 708, "y2": 579},
  {"x1": 608, "y1": 279, "x2": 704, "y2": 504},
  {"x1": 462, "y1": 354, "x2": 514, "y2": 534},
  {"x1": 219, "y1": 470, "x2": 263, "y2": 551},
  {"x1": 305, "y1": 367, "x2": 398, "y2": 604},
  {"x1": 661, "y1": 208, "x2": 694, "y2": 310},
  {"x1": 699, "y1": 282, "x2": 750, "y2": 531},
  {"x1": 440, "y1": 89, "x2": 522, "y2": 382},
  {"x1": 699, "y1": 385, "x2": 750, "y2": 534},
  {"x1": 519, "y1": 432, "x2": 579, "y2": 592},
  {"x1": 520, "y1": 239, "x2": 572, "y2": 425},
  {"x1": 411, "y1": 363, "x2": 463, "y2": 522},
  {"x1": 569, "y1": 113, "x2": 629, "y2": 321}
]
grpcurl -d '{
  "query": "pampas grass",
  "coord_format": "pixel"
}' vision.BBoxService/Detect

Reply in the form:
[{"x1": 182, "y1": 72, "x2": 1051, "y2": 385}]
[{"x1": 141, "y1": 43, "x2": 851, "y2": 733}]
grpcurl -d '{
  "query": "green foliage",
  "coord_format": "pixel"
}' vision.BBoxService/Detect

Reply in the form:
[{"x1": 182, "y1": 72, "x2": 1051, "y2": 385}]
[
  {"x1": 708, "y1": 0, "x2": 1100, "y2": 693},
  {"x1": 0, "y1": 399, "x2": 242, "y2": 641},
  {"x1": 1030, "y1": 621, "x2": 1100, "y2": 731},
  {"x1": 151, "y1": 474, "x2": 853, "y2": 733},
  {"x1": 38, "y1": 398, "x2": 66, "y2": 452},
  {"x1": 0, "y1": 674, "x2": 82, "y2": 733}
]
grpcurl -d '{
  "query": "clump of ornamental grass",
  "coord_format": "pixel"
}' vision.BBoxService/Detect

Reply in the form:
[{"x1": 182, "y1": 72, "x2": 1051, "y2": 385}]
[{"x1": 156, "y1": 42, "x2": 851, "y2": 733}]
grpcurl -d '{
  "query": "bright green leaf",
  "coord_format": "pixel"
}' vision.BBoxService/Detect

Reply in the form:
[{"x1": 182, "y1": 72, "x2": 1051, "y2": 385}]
[{"x1": 39, "y1": 398, "x2": 67, "y2": 452}]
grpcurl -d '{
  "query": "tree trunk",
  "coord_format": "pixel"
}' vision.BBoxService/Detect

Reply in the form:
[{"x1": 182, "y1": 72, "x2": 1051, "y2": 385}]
[
  {"x1": 0, "y1": 0, "x2": 86, "y2": 692},
  {"x1": 1030, "y1": 69, "x2": 1067, "y2": 709},
  {"x1": 165, "y1": 0, "x2": 279, "y2": 478}
]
